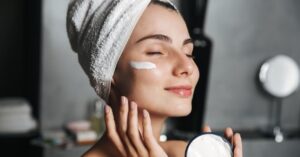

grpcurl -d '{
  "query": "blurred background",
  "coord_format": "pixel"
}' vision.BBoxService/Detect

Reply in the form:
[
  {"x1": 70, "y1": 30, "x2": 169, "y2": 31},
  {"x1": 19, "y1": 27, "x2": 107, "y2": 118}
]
[{"x1": 0, "y1": 0, "x2": 300, "y2": 156}]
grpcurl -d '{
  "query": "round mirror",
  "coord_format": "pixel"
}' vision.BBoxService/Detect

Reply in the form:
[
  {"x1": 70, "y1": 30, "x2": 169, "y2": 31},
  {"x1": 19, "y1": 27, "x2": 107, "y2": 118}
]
[
  {"x1": 259, "y1": 54, "x2": 300, "y2": 98},
  {"x1": 185, "y1": 133, "x2": 232, "y2": 157}
]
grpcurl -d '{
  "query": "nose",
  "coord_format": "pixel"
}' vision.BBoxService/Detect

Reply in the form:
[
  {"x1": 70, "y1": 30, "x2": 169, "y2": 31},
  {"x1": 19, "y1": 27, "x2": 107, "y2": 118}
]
[{"x1": 172, "y1": 52, "x2": 194, "y2": 77}]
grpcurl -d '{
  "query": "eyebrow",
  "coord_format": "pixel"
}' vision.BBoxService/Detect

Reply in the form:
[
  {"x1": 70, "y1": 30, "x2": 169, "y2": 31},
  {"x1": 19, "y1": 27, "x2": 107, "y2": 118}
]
[{"x1": 135, "y1": 34, "x2": 194, "y2": 46}]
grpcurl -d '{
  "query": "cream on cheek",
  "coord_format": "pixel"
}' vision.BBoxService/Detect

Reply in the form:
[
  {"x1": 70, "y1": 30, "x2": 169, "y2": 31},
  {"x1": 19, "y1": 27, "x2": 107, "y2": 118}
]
[{"x1": 129, "y1": 61, "x2": 157, "y2": 70}]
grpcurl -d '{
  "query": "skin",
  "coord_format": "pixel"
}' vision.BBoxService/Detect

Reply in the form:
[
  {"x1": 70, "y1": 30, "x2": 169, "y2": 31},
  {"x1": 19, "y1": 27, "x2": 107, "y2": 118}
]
[{"x1": 83, "y1": 3, "x2": 243, "y2": 157}]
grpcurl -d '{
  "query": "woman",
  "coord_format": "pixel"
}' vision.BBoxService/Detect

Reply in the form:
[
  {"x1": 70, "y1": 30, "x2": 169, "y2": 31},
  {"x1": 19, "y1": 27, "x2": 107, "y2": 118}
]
[{"x1": 67, "y1": 0, "x2": 243, "y2": 157}]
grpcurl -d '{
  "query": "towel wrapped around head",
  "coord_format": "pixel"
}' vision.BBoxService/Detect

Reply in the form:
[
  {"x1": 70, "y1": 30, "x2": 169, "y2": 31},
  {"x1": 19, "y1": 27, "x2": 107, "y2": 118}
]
[{"x1": 66, "y1": 0, "x2": 177, "y2": 102}]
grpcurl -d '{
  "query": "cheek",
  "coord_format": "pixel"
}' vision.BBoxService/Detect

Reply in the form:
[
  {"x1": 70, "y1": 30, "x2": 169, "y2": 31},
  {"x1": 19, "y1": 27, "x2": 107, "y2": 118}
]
[
  {"x1": 131, "y1": 64, "x2": 165, "y2": 87},
  {"x1": 194, "y1": 63, "x2": 200, "y2": 83},
  {"x1": 125, "y1": 62, "x2": 167, "y2": 101},
  {"x1": 127, "y1": 64, "x2": 171, "y2": 113},
  {"x1": 115, "y1": 61, "x2": 166, "y2": 96}
]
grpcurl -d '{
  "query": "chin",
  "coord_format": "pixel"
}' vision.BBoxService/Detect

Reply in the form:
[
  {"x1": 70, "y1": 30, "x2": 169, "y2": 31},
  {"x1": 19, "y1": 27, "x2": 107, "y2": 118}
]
[
  {"x1": 167, "y1": 104, "x2": 192, "y2": 117},
  {"x1": 177, "y1": 109, "x2": 192, "y2": 117},
  {"x1": 168, "y1": 112, "x2": 191, "y2": 118}
]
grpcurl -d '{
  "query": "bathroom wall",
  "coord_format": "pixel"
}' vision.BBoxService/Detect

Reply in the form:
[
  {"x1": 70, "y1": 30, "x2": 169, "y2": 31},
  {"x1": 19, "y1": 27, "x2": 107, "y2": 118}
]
[{"x1": 204, "y1": 0, "x2": 300, "y2": 131}]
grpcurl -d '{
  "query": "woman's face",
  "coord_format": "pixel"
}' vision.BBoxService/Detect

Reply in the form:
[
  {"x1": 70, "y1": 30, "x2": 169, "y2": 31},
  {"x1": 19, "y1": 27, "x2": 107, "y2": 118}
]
[{"x1": 113, "y1": 4, "x2": 199, "y2": 117}]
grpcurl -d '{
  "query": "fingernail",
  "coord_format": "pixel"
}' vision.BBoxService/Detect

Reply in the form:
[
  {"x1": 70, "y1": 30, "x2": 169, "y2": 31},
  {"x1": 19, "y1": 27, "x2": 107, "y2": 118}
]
[
  {"x1": 130, "y1": 101, "x2": 136, "y2": 110},
  {"x1": 121, "y1": 96, "x2": 127, "y2": 108},
  {"x1": 105, "y1": 105, "x2": 110, "y2": 114},
  {"x1": 121, "y1": 96, "x2": 126, "y2": 103},
  {"x1": 143, "y1": 109, "x2": 148, "y2": 118}
]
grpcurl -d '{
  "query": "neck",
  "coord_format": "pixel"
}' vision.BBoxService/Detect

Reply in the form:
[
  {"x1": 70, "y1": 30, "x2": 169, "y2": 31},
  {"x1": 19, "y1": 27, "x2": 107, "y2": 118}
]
[{"x1": 138, "y1": 111, "x2": 167, "y2": 141}]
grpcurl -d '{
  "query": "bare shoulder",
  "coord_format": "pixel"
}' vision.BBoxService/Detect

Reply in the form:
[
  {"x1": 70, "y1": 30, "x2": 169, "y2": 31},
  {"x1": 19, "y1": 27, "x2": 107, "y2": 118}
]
[{"x1": 161, "y1": 140, "x2": 188, "y2": 157}]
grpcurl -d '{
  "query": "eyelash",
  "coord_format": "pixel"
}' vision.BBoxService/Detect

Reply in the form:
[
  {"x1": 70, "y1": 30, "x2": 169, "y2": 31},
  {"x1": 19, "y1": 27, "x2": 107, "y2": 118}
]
[
  {"x1": 146, "y1": 52, "x2": 195, "y2": 59},
  {"x1": 146, "y1": 52, "x2": 162, "y2": 55},
  {"x1": 186, "y1": 54, "x2": 195, "y2": 59}
]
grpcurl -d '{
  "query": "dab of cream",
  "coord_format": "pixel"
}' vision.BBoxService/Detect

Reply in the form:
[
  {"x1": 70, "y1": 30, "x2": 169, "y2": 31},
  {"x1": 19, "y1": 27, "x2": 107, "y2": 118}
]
[{"x1": 129, "y1": 61, "x2": 156, "y2": 70}]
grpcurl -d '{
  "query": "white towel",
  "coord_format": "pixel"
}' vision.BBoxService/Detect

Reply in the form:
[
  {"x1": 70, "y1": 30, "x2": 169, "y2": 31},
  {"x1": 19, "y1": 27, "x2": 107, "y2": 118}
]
[
  {"x1": 66, "y1": 0, "x2": 176, "y2": 102},
  {"x1": 0, "y1": 98, "x2": 37, "y2": 133}
]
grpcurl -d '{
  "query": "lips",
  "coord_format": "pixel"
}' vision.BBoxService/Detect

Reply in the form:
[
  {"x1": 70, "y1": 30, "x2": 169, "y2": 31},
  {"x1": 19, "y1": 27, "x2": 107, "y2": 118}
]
[{"x1": 165, "y1": 85, "x2": 193, "y2": 97}]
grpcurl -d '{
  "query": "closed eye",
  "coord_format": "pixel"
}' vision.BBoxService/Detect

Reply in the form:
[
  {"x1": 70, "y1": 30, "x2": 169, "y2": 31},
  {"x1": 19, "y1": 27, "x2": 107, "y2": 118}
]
[
  {"x1": 146, "y1": 52, "x2": 163, "y2": 55},
  {"x1": 186, "y1": 54, "x2": 195, "y2": 59}
]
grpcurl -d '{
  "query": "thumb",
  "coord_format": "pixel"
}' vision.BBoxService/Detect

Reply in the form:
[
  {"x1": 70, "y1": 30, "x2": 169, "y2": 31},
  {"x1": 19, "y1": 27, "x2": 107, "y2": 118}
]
[{"x1": 202, "y1": 124, "x2": 212, "y2": 133}]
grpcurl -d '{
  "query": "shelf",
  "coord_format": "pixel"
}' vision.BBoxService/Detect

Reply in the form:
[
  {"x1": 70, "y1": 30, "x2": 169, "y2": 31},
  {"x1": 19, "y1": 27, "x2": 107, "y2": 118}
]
[{"x1": 0, "y1": 130, "x2": 39, "y2": 139}]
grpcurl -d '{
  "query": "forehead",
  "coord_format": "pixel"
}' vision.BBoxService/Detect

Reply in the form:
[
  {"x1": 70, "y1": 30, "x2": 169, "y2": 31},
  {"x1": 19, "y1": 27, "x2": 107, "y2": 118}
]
[{"x1": 127, "y1": 4, "x2": 189, "y2": 43}]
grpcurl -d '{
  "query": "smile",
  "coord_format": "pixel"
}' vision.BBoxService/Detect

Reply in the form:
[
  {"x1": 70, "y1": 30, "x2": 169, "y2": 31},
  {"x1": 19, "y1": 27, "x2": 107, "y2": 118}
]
[{"x1": 165, "y1": 85, "x2": 193, "y2": 98}]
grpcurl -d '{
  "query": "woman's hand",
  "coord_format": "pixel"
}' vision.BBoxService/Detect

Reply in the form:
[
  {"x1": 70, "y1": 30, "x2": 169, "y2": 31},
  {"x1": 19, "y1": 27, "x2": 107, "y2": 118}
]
[
  {"x1": 104, "y1": 96, "x2": 168, "y2": 157},
  {"x1": 202, "y1": 125, "x2": 243, "y2": 157}
]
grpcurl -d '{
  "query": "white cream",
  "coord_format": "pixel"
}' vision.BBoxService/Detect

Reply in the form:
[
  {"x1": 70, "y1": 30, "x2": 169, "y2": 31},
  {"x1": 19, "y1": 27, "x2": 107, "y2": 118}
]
[
  {"x1": 129, "y1": 61, "x2": 157, "y2": 70},
  {"x1": 186, "y1": 134, "x2": 232, "y2": 157}
]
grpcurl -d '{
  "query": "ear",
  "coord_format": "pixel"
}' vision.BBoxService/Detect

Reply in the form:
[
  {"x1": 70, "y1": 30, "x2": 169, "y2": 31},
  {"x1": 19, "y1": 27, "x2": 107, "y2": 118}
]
[
  {"x1": 111, "y1": 66, "x2": 122, "y2": 88},
  {"x1": 109, "y1": 75, "x2": 121, "y2": 106},
  {"x1": 111, "y1": 74, "x2": 117, "y2": 87},
  {"x1": 110, "y1": 75, "x2": 119, "y2": 95},
  {"x1": 110, "y1": 69, "x2": 123, "y2": 99},
  {"x1": 111, "y1": 77, "x2": 116, "y2": 86}
]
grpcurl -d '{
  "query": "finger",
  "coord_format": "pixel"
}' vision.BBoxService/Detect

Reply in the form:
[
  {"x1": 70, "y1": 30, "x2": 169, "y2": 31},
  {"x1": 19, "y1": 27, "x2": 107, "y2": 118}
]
[
  {"x1": 128, "y1": 101, "x2": 148, "y2": 156},
  {"x1": 142, "y1": 109, "x2": 159, "y2": 151},
  {"x1": 104, "y1": 105, "x2": 127, "y2": 156},
  {"x1": 142, "y1": 110, "x2": 168, "y2": 157},
  {"x1": 118, "y1": 96, "x2": 137, "y2": 156},
  {"x1": 202, "y1": 124, "x2": 212, "y2": 132},
  {"x1": 233, "y1": 133, "x2": 243, "y2": 157},
  {"x1": 119, "y1": 96, "x2": 129, "y2": 133},
  {"x1": 224, "y1": 127, "x2": 234, "y2": 144}
]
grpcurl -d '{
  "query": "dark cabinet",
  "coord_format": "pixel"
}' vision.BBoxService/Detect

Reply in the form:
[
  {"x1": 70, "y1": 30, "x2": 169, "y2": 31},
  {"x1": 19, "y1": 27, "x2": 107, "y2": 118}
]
[{"x1": 0, "y1": 0, "x2": 42, "y2": 156}]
